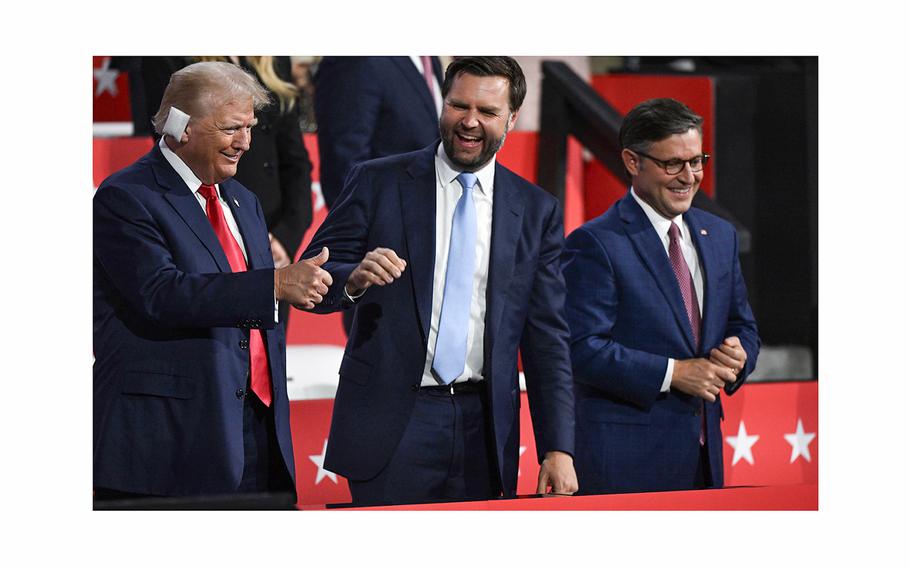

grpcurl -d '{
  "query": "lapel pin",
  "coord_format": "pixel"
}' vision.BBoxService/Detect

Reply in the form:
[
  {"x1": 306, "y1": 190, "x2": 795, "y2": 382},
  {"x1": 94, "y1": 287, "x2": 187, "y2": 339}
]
[
  {"x1": 233, "y1": 197, "x2": 240, "y2": 207},
  {"x1": 700, "y1": 229, "x2": 708, "y2": 236}
]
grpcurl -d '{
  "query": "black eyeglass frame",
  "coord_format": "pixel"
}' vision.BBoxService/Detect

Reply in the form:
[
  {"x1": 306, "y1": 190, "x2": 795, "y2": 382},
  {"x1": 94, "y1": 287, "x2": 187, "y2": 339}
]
[{"x1": 635, "y1": 150, "x2": 710, "y2": 175}]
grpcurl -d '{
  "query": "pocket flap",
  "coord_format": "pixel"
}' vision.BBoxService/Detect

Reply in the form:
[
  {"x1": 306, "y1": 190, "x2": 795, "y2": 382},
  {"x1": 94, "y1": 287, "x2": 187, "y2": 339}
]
[
  {"x1": 338, "y1": 353, "x2": 373, "y2": 385},
  {"x1": 580, "y1": 396, "x2": 651, "y2": 424},
  {"x1": 121, "y1": 371, "x2": 195, "y2": 399}
]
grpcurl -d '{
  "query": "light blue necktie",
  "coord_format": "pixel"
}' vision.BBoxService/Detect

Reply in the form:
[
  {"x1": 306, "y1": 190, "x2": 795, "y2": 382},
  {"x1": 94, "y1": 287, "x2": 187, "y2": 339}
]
[{"x1": 432, "y1": 172, "x2": 478, "y2": 384}]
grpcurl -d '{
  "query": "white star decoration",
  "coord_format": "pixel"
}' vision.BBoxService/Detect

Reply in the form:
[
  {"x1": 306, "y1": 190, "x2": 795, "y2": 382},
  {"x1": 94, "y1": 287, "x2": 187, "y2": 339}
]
[
  {"x1": 308, "y1": 439, "x2": 337, "y2": 485},
  {"x1": 725, "y1": 421, "x2": 760, "y2": 466},
  {"x1": 784, "y1": 419, "x2": 816, "y2": 463},
  {"x1": 518, "y1": 446, "x2": 527, "y2": 477},
  {"x1": 93, "y1": 57, "x2": 119, "y2": 98}
]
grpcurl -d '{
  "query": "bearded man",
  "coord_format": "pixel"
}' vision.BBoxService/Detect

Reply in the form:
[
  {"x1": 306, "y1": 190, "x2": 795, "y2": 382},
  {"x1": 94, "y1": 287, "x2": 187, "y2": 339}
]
[{"x1": 300, "y1": 56, "x2": 577, "y2": 506}]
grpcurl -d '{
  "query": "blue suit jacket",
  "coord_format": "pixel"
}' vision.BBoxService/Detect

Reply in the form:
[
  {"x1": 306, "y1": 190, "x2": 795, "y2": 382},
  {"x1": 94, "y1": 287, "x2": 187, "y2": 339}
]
[
  {"x1": 301, "y1": 144, "x2": 575, "y2": 496},
  {"x1": 561, "y1": 191, "x2": 760, "y2": 494},
  {"x1": 93, "y1": 146, "x2": 296, "y2": 497},
  {"x1": 314, "y1": 56, "x2": 443, "y2": 208}
]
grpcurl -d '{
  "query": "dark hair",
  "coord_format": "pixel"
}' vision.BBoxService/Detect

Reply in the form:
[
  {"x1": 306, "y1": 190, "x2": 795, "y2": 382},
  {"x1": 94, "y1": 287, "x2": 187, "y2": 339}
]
[
  {"x1": 619, "y1": 98, "x2": 703, "y2": 153},
  {"x1": 441, "y1": 56, "x2": 527, "y2": 112}
]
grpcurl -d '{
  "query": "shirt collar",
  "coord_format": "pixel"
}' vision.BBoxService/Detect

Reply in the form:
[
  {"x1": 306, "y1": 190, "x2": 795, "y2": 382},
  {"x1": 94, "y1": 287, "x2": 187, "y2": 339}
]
[
  {"x1": 436, "y1": 142, "x2": 495, "y2": 196},
  {"x1": 630, "y1": 186, "x2": 687, "y2": 240},
  {"x1": 158, "y1": 137, "x2": 220, "y2": 198}
]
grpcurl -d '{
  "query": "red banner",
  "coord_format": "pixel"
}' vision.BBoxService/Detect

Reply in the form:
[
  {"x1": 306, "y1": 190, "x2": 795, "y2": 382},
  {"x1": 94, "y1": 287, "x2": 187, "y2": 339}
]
[
  {"x1": 341, "y1": 484, "x2": 817, "y2": 510},
  {"x1": 290, "y1": 381, "x2": 817, "y2": 508}
]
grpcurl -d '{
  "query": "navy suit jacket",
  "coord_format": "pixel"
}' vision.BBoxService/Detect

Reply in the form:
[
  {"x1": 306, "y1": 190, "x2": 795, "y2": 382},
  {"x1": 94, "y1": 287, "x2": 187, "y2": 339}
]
[
  {"x1": 314, "y1": 56, "x2": 443, "y2": 208},
  {"x1": 561, "y1": 191, "x2": 759, "y2": 493},
  {"x1": 93, "y1": 145, "x2": 296, "y2": 497},
  {"x1": 301, "y1": 144, "x2": 575, "y2": 496}
]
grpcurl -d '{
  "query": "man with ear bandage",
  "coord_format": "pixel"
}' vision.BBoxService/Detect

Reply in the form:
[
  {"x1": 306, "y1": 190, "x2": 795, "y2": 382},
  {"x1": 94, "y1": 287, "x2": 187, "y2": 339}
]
[{"x1": 93, "y1": 61, "x2": 332, "y2": 503}]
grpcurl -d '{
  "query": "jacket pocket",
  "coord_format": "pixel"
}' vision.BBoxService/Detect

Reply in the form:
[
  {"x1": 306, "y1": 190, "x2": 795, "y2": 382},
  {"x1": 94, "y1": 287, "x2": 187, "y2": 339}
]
[
  {"x1": 579, "y1": 396, "x2": 651, "y2": 425},
  {"x1": 121, "y1": 370, "x2": 196, "y2": 399},
  {"x1": 338, "y1": 353, "x2": 373, "y2": 386}
]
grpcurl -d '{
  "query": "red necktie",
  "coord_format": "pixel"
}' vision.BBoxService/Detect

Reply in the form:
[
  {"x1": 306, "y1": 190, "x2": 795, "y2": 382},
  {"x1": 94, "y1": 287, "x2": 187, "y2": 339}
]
[
  {"x1": 668, "y1": 222, "x2": 705, "y2": 444},
  {"x1": 668, "y1": 222, "x2": 701, "y2": 349},
  {"x1": 420, "y1": 56, "x2": 436, "y2": 97},
  {"x1": 198, "y1": 184, "x2": 272, "y2": 407}
]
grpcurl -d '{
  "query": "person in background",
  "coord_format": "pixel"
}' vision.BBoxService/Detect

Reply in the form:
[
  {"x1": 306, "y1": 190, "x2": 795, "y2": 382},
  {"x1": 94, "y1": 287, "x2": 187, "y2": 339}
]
[{"x1": 313, "y1": 56, "x2": 444, "y2": 209}]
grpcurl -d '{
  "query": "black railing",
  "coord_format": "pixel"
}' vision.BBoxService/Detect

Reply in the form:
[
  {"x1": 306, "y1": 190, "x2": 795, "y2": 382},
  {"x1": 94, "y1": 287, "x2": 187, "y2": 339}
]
[{"x1": 536, "y1": 61, "x2": 750, "y2": 252}]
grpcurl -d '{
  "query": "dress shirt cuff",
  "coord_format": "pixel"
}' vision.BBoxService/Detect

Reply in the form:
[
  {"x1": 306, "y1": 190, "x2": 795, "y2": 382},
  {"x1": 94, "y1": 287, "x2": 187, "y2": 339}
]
[
  {"x1": 343, "y1": 286, "x2": 366, "y2": 304},
  {"x1": 660, "y1": 358, "x2": 674, "y2": 393}
]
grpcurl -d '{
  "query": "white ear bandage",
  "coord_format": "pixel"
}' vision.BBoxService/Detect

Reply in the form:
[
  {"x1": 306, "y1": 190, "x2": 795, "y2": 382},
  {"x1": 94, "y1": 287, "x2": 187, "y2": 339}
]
[{"x1": 162, "y1": 106, "x2": 190, "y2": 140}]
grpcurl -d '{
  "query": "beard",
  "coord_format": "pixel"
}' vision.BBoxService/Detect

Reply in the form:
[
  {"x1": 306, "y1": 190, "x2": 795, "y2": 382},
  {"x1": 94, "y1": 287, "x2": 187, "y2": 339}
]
[{"x1": 440, "y1": 120, "x2": 510, "y2": 172}]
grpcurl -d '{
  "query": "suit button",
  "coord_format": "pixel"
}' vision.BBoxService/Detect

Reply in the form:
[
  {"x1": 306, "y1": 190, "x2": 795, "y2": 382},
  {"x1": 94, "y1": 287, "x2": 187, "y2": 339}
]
[
  {"x1": 411, "y1": 385, "x2": 419, "y2": 391},
  {"x1": 236, "y1": 389, "x2": 245, "y2": 399},
  {"x1": 239, "y1": 339, "x2": 249, "y2": 350}
]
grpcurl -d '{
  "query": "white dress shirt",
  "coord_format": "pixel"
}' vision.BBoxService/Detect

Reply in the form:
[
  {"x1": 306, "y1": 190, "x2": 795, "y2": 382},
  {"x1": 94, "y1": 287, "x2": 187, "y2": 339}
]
[
  {"x1": 158, "y1": 137, "x2": 248, "y2": 263},
  {"x1": 409, "y1": 56, "x2": 442, "y2": 118},
  {"x1": 420, "y1": 145, "x2": 496, "y2": 386},
  {"x1": 630, "y1": 188, "x2": 705, "y2": 393}
]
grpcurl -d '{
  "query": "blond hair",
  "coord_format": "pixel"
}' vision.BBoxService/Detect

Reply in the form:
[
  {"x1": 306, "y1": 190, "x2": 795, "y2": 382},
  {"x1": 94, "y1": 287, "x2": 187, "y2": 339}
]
[
  {"x1": 153, "y1": 61, "x2": 271, "y2": 136},
  {"x1": 194, "y1": 56, "x2": 299, "y2": 113}
]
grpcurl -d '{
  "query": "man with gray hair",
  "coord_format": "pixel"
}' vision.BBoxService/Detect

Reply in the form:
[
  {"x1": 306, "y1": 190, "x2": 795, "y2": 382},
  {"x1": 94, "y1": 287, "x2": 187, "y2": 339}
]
[{"x1": 93, "y1": 61, "x2": 332, "y2": 503}]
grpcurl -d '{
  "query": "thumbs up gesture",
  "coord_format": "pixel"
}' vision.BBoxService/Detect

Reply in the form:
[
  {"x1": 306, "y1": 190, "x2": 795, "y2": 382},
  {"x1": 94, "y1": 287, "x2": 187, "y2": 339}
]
[{"x1": 274, "y1": 247, "x2": 334, "y2": 310}]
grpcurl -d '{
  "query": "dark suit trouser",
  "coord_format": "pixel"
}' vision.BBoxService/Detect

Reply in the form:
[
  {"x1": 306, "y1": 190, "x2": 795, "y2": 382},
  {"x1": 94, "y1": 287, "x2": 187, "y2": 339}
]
[
  {"x1": 347, "y1": 386, "x2": 500, "y2": 506},
  {"x1": 238, "y1": 393, "x2": 295, "y2": 494}
]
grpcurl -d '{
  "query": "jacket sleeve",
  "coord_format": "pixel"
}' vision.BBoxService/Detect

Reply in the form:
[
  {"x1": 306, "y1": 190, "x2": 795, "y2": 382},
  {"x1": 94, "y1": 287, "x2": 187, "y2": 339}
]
[
  {"x1": 561, "y1": 226, "x2": 668, "y2": 411},
  {"x1": 722, "y1": 227, "x2": 761, "y2": 395},
  {"x1": 520, "y1": 197, "x2": 575, "y2": 462},
  {"x1": 297, "y1": 162, "x2": 376, "y2": 313}
]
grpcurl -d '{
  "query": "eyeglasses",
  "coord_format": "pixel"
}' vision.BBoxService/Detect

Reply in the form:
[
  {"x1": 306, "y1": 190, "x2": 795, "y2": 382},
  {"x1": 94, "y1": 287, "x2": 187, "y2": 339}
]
[{"x1": 635, "y1": 151, "x2": 710, "y2": 175}]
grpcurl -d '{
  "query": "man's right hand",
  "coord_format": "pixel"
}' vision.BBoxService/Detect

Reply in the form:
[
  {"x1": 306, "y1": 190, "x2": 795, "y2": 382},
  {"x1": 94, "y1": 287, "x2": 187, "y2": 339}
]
[
  {"x1": 274, "y1": 247, "x2": 334, "y2": 310},
  {"x1": 670, "y1": 358, "x2": 737, "y2": 402},
  {"x1": 345, "y1": 247, "x2": 407, "y2": 297}
]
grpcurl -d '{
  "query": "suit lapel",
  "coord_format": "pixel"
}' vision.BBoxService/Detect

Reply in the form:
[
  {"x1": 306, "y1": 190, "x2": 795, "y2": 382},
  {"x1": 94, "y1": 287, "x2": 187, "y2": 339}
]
[
  {"x1": 685, "y1": 210, "x2": 721, "y2": 350},
  {"x1": 153, "y1": 147, "x2": 232, "y2": 273},
  {"x1": 391, "y1": 56, "x2": 437, "y2": 123},
  {"x1": 400, "y1": 148, "x2": 438, "y2": 342},
  {"x1": 619, "y1": 193, "x2": 697, "y2": 351},
  {"x1": 221, "y1": 181, "x2": 269, "y2": 269},
  {"x1": 486, "y1": 166, "x2": 525, "y2": 352}
]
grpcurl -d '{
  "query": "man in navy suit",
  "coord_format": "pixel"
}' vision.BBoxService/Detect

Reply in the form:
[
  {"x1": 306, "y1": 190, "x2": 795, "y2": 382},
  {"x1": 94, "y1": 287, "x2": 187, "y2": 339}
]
[
  {"x1": 93, "y1": 61, "x2": 333, "y2": 501},
  {"x1": 302, "y1": 57, "x2": 577, "y2": 505},
  {"x1": 561, "y1": 98, "x2": 760, "y2": 494},
  {"x1": 314, "y1": 56, "x2": 444, "y2": 209}
]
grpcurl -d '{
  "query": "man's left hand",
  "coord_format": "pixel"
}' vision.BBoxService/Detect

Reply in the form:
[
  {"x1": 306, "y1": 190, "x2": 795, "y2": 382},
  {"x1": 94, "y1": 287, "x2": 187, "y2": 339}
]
[
  {"x1": 536, "y1": 451, "x2": 578, "y2": 496},
  {"x1": 709, "y1": 336, "x2": 748, "y2": 376}
]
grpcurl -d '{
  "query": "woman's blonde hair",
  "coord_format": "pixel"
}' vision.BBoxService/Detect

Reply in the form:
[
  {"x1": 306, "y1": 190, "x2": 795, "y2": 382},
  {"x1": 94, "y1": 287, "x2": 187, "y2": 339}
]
[{"x1": 195, "y1": 56, "x2": 299, "y2": 113}]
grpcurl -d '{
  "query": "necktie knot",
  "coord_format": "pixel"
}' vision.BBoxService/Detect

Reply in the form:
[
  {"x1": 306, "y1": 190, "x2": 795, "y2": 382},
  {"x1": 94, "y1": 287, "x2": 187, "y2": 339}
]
[
  {"x1": 668, "y1": 221, "x2": 682, "y2": 240},
  {"x1": 456, "y1": 172, "x2": 478, "y2": 193},
  {"x1": 198, "y1": 183, "x2": 218, "y2": 202}
]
